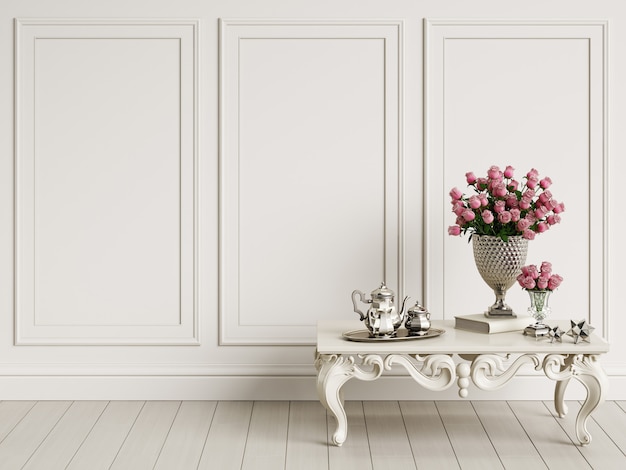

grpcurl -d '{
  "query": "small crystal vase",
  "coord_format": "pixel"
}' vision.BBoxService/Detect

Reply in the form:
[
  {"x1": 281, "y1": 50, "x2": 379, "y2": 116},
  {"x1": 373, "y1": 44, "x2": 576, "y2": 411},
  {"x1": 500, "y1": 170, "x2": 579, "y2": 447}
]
[{"x1": 524, "y1": 290, "x2": 551, "y2": 337}]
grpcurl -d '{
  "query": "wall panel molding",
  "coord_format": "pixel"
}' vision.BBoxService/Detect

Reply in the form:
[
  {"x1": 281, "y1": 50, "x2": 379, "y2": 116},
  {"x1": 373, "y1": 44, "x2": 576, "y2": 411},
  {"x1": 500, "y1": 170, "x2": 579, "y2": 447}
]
[
  {"x1": 424, "y1": 19, "x2": 608, "y2": 335},
  {"x1": 219, "y1": 19, "x2": 404, "y2": 345},
  {"x1": 14, "y1": 19, "x2": 200, "y2": 345}
]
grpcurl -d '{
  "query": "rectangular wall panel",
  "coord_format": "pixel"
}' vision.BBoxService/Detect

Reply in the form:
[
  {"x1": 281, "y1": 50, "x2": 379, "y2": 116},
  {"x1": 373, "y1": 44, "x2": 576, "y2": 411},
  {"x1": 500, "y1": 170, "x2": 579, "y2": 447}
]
[
  {"x1": 15, "y1": 19, "x2": 199, "y2": 344},
  {"x1": 219, "y1": 20, "x2": 403, "y2": 344},
  {"x1": 424, "y1": 20, "x2": 608, "y2": 334}
]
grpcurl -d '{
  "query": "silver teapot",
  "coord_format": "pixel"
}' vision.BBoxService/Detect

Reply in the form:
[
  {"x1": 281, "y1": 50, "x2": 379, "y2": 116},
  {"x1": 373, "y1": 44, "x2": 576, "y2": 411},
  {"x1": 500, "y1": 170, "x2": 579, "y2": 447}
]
[
  {"x1": 405, "y1": 301, "x2": 431, "y2": 336},
  {"x1": 351, "y1": 282, "x2": 408, "y2": 337}
]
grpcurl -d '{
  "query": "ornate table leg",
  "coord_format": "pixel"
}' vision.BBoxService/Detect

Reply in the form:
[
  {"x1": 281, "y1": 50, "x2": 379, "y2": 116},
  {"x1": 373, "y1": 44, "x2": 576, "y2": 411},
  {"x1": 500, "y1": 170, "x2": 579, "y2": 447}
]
[
  {"x1": 314, "y1": 352, "x2": 383, "y2": 446},
  {"x1": 553, "y1": 354, "x2": 574, "y2": 418},
  {"x1": 543, "y1": 354, "x2": 609, "y2": 446}
]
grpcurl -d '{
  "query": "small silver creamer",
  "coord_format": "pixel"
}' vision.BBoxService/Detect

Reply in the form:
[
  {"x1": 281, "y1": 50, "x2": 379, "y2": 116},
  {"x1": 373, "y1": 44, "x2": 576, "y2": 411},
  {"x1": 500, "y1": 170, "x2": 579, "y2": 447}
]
[
  {"x1": 351, "y1": 282, "x2": 408, "y2": 338},
  {"x1": 405, "y1": 301, "x2": 431, "y2": 336}
]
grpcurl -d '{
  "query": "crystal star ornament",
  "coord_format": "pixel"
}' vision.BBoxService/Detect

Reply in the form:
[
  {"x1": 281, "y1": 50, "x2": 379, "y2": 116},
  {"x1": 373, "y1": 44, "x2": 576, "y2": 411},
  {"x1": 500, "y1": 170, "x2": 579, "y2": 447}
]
[
  {"x1": 548, "y1": 325, "x2": 564, "y2": 343},
  {"x1": 566, "y1": 319, "x2": 595, "y2": 343}
]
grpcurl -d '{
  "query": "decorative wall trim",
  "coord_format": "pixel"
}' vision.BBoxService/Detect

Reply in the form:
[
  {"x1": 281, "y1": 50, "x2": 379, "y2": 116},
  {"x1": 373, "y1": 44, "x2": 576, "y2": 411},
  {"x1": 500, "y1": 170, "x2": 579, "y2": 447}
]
[
  {"x1": 218, "y1": 19, "x2": 404, "y2": 345},
  {"x1": 423, "y1": 19, "x2": 608, "y2": 336},
  {"x1": 14, "y1": 19, "x2": 200, "y2": 345}
]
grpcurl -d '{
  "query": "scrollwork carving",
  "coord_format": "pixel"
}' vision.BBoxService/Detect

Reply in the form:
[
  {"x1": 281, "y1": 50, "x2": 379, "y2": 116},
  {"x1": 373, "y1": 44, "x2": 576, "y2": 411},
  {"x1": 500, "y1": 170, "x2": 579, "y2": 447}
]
[
  {"x1": 471, "y1": 354, "x2": 540, "y2": 391},
  {"x1": 384, "y1": 354, "x2": 456, "y2": 391}
]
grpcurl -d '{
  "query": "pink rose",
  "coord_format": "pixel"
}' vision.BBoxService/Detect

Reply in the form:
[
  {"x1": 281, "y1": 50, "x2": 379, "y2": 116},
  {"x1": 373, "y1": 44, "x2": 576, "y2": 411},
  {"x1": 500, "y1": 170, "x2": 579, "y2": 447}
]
[
  {"x1": 527, "y1": 265, "x2": 540, "y2": 279},
  {"x1": 488, "y1": 165, "x2": 502, "y2": 180},
  {"x1": 456, "y1": 216, "x2": 465, "y2": 226},
  {"x1": 537, "y1": 277, "x2": 549, "y2": 289},
  {"x1": 547, "y1": 214, "x2": 561, "y2": 225},
  {"x1": 507, "y1": 179, "x2": 519, "y2": 191},
  {"x1": 452, "y1": 200, "x2": 465, "y2": 216},
  {"x1": 509, "y1": 208, "x2": 521, "y2": 222},
  {"x1": 540, "y1": 177, "x2": 552, "y2": 189},
  {"x1": 479, "y1": 194, "x2": 489, "y2": 207},
  {"x1": 523, "y1": 189, "x2": 536, "y2": 199},
  {"x1": 462, "y1": 209, "x2": 475, "y2": 222},
  {"x1": 481, "y1": 210, "x2": 494, "y2": 224},
  {"x1": 498, "y1": 211, "x2": 512, "y2": 224},
  {"x1": 537, "y1": 222, "x2": 549, "y2": 233},
  {"x1": 468, "y1": 195, "x2": 481, "y2": 209},
  {"x1": 527, "y1": 168, "x2": 539, "y2": 178},
  {"x1": 519, "y1": 198, "x2": 531, "y2": 210},
  {"x1": 548, "y1": 274, "x2": 563, "y2": 290},
  {"x1": 505, "y1": 195, "x2": 519, "y2": 208},
  {"x1": 519, "y1": 275, "x2": 536, "y2": 289},
  {"x1": 539, "y1": 190, "x2": 552, "y2": 204},
  {"x1": 523, "y1": 228, "x2": 536, "y2": 240},
  {"x1": 534, "y1": 208, "x2": 547, "y2": 219},
  {"x1": 504, "y1": 165, "x2": 515, "y2": 178},
  {"x1": 526, "y1": 177, "x2": 538, "y2": 189},
  {"x1": 553, "y1": 202, "x2": 565, "y2": 214},
  {"x1": 542, "y1": 199, "x2": 554, "y2": 211},
  {"x1": 449, "y1": 187, "x2": 463, "y2": 200},
  {"x1": 540, "y1": 261, "x2": 552, "y2": 274},
  {"x1": 476, "y1": 178, "x2": 488, "y2": 190},
  {"x1": 465, "y1": 172, "x2": 477, "y2": 184},
  {"x1": 494, "y1": 200, "x2": 506, "y2": 213},
  {"x1": 448, "y1": 225, "x2": 461, "y2": 236},
  {"x1": 492, "y1": 183, "x2": 507, "y2": 197},
  {"x1": 517, "y1": 218, "x2": 531, "y2": 231}
]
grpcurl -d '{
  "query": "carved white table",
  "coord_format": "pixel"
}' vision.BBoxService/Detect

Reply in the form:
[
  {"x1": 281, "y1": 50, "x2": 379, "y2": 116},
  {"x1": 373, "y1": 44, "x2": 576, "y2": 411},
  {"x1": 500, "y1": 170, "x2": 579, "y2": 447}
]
[{"x1": 315, "y1": 320, "x2": 609, "y2": 447}]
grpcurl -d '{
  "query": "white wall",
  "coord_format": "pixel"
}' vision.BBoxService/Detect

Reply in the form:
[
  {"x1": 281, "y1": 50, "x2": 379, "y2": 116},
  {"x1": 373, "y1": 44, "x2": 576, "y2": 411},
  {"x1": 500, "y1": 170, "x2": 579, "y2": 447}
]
[{"x1": 0, "y1": 0, "x2": 624, "y2": 400}]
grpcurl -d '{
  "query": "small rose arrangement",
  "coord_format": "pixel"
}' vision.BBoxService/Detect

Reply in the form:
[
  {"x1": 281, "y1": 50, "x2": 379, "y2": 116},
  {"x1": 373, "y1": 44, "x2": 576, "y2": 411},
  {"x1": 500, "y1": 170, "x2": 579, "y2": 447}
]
[
  {"x1": 517, "y1": 261, "x2": 563, "y2": 291},
  {"x1": 448, "y1": 165, "x2": 564, "y2": 242}
]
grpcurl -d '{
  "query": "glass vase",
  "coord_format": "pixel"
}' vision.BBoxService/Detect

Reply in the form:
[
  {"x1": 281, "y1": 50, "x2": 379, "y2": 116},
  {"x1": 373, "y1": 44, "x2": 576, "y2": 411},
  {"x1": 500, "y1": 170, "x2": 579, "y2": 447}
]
[{"x1": 527, "y1": 290, "x2": 551, "y2": 325}]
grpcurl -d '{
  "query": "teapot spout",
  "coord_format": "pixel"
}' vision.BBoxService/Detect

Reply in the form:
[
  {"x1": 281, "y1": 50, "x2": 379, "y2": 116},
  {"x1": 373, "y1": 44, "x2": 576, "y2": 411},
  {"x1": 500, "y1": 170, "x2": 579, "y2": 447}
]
[{"x1": 399, "y1": 295, "x2": 410, "y2": 320}]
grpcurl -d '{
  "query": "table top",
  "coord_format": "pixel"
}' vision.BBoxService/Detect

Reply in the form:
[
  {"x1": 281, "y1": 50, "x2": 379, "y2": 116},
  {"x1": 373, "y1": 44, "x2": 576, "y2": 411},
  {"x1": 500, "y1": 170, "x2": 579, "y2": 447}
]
[{"x1": 317, "y1": 320, "x2": 609, "y2": 355}]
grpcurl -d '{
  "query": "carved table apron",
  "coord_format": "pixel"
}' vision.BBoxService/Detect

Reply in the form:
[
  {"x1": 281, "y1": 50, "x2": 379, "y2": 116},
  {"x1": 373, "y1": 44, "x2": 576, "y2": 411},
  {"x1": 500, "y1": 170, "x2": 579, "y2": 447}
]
[{"x1": 315, "y1": 320, "x2": 609, "y2": 447}]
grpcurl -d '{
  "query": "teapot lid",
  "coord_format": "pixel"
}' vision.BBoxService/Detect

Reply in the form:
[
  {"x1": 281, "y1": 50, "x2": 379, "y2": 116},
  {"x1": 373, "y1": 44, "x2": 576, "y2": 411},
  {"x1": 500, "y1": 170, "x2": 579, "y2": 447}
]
[
  {"x1": 371, "y1": 282, "x2": 394, "y2": 299},
  {"x1": 408, "y1": 301, "x2": 429, "y2": 314}
]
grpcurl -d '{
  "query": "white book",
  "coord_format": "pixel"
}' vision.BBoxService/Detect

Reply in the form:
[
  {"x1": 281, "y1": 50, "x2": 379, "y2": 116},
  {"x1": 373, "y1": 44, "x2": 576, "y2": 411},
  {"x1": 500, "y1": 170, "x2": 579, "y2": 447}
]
[{"x1": 454, "y1": 313, "x2": 532, "y2": 334}]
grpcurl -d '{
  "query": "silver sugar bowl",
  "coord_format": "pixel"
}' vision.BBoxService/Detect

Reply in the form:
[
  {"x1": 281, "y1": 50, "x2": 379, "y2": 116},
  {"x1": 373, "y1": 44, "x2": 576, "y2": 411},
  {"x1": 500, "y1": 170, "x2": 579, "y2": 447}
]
[{"x1": 405, "y1": 301, "x2": 431, "y2": 336}]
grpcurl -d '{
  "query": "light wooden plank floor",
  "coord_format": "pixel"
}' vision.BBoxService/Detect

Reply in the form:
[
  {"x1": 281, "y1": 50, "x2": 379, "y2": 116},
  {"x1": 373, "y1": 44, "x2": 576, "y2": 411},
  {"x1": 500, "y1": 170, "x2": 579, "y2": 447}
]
[{"x1": 0, "y1": 400, "x2": 625, "y2": 469}]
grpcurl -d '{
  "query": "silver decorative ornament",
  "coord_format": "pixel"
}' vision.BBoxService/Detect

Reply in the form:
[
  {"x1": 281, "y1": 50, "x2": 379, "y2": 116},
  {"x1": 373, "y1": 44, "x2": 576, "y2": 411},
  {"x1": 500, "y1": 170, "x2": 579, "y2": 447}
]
[
  {"x1": 472, "y1": 235, "x2": 528, "y2": 317},
  {"x1": 548, "y1": 326, "x2": 564, "y2": 343},
  {"x1": 566, "y1": 319, "x2": 595, "y2": 343}
]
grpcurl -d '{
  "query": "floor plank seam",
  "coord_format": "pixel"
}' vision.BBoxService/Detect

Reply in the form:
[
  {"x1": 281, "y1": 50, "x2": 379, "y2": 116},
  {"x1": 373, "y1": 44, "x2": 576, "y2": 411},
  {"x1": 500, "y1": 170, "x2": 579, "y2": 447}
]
[
  {"x1": 108, "y1": 401, "x2": 146, "y2": 470},
  {"x1": 470, "y1": 401, "x2": 505, "y2": 470},
  {"x1": 398, "y1": 401, "x2": 418, "y2": 470},
  {"x1": 540, "y1": 400, "x2": 591, "y2": 467},
  {"x1": 583, "y1": 400, "x2": 626, "y2": 459},
  {"x1": 284, "y1": 401, "x2": 291, "y2": 470},
  {"x1": 21, "y1": 401, "x2": 74, "y2": 469},
  {"x1": 433, "y1": 401, "x2": 462, "y2": 470},
  {"x1": 0, "y1": 401, "x2": 37, "y2": 447},
  {"x1": 194, "y1": 401, "x2": 218, "y2": 470},
  {"x1": 65, "y1": 400, "x2": 111, "y2": 470},
  {"x1": 152, "y1": 401, "x2": 182, "y2": 470},
  {"x1": 240, "y1": 401, "x2": 255, "y2": 470},
  {"x1": 506, "y1": 401, "x2": 550, "y2": 470}
]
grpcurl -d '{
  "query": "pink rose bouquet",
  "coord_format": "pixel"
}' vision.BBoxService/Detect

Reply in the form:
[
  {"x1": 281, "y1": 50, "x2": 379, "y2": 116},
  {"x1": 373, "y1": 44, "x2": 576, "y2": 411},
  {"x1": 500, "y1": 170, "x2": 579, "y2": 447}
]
[
  {"x1": 448, "y1": 165, "x2": 564, "y2": 241},
  {"x1": 517, "y1": 261, "x2": 563, "y2": 291}
]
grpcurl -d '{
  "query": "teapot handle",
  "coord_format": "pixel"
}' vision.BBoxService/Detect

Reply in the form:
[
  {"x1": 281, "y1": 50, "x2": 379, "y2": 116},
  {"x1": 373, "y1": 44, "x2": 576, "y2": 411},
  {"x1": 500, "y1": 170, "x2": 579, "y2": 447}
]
[{"x1": 351, "y1": 290, "x2": 367, "y2": 321}]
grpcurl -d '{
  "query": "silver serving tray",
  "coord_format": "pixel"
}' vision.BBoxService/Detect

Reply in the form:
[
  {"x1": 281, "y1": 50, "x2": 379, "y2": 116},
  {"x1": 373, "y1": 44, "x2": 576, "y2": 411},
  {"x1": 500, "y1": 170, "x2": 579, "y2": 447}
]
[{"x1": 342, "y1": 328, "x2": 445, "y2": 342}]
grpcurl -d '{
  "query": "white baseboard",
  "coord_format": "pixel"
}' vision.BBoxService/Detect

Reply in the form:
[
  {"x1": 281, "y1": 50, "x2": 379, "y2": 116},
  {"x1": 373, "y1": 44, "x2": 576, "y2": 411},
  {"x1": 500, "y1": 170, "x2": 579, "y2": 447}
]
[{"x1": 1, "y1": 375, "x2": 625, "y2": 401}]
